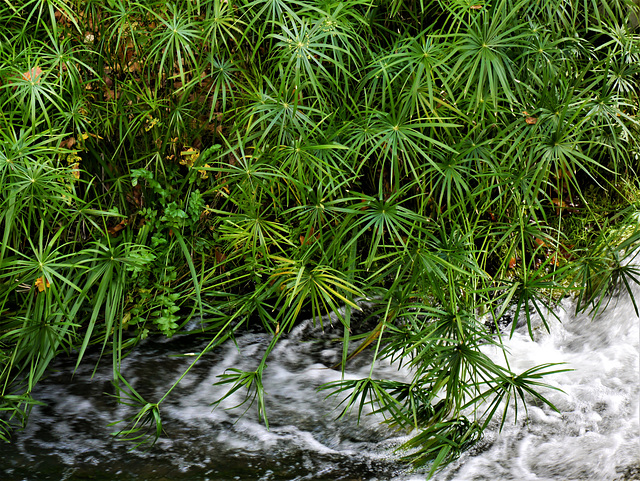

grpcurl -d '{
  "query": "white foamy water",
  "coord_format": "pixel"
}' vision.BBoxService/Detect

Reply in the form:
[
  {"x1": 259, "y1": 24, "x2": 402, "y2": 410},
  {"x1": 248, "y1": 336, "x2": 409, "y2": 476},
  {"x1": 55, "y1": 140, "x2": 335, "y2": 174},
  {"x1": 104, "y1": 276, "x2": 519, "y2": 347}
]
[
  {"x1": 426, "y1": 289, "x2": 640, "y2": 481},
  {"x1": 1, "y1": 285, "x2": 638, "y2": 480},
  {"x1": 378, "y1": 286, "x2": 637, "y2": 481}
]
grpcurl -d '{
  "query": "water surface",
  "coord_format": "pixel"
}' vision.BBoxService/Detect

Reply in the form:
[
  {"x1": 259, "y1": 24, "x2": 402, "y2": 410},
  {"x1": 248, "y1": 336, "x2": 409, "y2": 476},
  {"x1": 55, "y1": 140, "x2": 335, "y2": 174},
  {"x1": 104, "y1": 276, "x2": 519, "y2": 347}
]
[{"x1": 1, "y1": 288, "x2": 638, "y2": 480}]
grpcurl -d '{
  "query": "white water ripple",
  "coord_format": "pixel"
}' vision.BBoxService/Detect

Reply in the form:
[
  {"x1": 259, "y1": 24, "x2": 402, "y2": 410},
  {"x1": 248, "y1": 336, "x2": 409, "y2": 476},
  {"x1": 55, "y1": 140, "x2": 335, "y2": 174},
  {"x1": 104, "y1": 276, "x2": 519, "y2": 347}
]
[
  {"x1": 425, "y1": 291, "x2": 640, "y2": 481},
  {"x1": 1, "y1": 284, "x2": 638, "y2": 480}
]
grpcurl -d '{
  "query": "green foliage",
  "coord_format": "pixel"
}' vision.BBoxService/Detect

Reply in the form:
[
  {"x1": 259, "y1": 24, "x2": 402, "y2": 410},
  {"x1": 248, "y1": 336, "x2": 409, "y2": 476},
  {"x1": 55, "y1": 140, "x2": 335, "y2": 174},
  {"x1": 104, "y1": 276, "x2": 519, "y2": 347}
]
[{"x1": 0, "y1": 0, "x2": 639, "y2": 477}]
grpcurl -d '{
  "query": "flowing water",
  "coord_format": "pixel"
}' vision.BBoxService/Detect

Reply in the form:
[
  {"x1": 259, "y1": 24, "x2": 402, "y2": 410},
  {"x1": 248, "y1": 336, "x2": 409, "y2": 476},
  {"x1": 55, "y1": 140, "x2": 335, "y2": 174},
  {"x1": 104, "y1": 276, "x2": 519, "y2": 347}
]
[{"x1": 1, "y1": 286, "x2": 638, "y2": 481}]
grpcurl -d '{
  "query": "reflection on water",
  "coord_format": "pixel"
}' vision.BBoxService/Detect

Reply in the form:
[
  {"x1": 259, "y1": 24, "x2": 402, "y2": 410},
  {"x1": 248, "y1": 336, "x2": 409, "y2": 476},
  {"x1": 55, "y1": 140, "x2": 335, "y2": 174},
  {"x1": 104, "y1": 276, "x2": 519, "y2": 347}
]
[{"x1": 1, "y1": 287, "x2": 638, "y2": 481}]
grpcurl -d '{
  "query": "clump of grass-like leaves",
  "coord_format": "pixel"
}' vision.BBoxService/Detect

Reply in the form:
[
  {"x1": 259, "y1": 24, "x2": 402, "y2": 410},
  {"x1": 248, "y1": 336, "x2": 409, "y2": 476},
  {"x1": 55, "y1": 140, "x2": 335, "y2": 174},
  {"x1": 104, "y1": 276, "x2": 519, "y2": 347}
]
[{"x1": 1, "y1": 0, "x2": 639, "y2": 477}]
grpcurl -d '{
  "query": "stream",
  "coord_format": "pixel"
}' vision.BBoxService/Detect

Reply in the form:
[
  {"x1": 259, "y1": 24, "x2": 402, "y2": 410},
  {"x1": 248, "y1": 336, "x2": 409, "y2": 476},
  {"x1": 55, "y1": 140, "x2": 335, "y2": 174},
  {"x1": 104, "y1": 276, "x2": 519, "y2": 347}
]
[{"x1": 1, "y1": 284, "x2": 638, "y2": 480}]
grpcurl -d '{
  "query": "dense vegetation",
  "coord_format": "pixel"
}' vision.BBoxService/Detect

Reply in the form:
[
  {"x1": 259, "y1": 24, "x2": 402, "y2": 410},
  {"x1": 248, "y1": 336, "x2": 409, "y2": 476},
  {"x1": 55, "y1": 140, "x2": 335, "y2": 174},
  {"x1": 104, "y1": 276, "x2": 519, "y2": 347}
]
[{"x1": 1, "y1": 0, "x2": 639, "y2": 476}]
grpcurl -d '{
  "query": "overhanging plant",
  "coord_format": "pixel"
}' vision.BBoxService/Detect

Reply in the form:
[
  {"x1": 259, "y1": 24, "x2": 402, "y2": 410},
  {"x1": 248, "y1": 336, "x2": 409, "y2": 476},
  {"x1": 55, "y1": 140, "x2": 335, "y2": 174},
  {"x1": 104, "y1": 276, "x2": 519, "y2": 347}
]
[{"x1": 0, "y1": 0, "x2": 639, "y2": 478}]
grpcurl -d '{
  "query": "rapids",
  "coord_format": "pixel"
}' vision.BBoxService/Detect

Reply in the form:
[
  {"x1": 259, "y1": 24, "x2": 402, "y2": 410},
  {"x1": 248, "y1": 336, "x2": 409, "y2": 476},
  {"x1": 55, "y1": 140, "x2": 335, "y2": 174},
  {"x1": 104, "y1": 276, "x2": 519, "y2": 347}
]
[{"x1": 1, "y1": 285, "x2": 638, "y2": 480}]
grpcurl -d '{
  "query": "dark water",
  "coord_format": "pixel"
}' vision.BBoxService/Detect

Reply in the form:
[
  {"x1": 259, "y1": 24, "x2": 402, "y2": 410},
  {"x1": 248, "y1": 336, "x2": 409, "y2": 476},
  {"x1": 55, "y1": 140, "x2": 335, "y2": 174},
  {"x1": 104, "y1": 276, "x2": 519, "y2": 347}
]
[
  {"x1": 1, "y1": 318, "x2": 411, "y2": 481},
  {"x1": 1, "y1": 287, "x2": 639, "y2": 481}
]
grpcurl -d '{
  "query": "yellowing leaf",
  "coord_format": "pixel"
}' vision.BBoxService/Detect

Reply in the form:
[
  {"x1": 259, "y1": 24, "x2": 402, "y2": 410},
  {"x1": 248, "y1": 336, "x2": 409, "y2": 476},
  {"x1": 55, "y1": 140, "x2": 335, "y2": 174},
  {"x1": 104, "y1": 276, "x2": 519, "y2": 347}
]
[
  {"x1": 180, "y1": 147, "x2": 200, "y2": 168},
  {"x1": 198, "y1": 163, "x2": 210, "y2": 179},
  {"x1": 22, "y1": 66, "x2": 43, "y2": 83},
  {"x1": 34, "y1": 277, "x2": 50, "y2": 292},
  {"x1": 71, "y1": 163, "x2": 80, "y2": 180}
]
